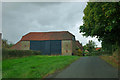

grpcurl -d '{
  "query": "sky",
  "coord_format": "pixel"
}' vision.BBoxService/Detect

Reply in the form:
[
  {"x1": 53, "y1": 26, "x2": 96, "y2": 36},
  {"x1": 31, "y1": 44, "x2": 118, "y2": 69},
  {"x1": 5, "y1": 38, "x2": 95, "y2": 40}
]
[{"x1": 2, "y1": 2, "x2": 101, "y2": 47}]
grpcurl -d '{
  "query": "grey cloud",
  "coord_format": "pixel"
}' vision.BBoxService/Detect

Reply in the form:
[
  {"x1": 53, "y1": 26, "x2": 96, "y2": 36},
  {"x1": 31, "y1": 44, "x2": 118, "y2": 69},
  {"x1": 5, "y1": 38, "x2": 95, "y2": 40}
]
[{"x1": 2, "y1": 2, "x2": 101, "y2": 47}]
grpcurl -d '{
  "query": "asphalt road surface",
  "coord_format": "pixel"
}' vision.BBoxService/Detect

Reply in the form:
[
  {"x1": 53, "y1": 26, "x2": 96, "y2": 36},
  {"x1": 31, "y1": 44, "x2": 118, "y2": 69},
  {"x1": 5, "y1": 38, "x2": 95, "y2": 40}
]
[{"x1": 47, "y1": 56, "x2": 118, "y2": 78}]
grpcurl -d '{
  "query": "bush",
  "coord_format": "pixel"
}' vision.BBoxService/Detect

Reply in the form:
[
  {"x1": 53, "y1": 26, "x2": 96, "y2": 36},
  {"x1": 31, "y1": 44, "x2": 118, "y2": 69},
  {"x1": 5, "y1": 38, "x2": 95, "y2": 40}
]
[
  {"x1": 74, "y1": 48, "x2": 83, "y2": 56},
  {"x1": 87, "y1": 50, "x2": 113, "y2": 56},
  {"x1": 90, "y1": 51, "x2": 101, "y2": 56},
  {"x1": 2, "y1": 48, "x2": 41, "y2": 59}
]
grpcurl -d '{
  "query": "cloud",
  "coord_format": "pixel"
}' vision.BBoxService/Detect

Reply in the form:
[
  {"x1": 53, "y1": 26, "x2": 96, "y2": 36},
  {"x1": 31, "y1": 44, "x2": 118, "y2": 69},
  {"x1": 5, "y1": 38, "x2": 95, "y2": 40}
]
[
  {"x1": 2, "y1": 0, "x2": 89, "y2": 2},
  {"x1": 2, "y1": 2, "x2": 101, "y2": 47}
]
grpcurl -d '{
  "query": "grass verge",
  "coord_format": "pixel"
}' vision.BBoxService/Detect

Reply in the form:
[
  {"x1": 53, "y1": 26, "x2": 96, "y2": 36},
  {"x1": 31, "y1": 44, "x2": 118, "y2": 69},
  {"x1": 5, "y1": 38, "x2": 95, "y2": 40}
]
[
  {"x1": 100, "y1": 56, "x2": 119, "y2": 69},
  {"x1": 2, "y1": 55, "x2": 80, "y2": 78}
]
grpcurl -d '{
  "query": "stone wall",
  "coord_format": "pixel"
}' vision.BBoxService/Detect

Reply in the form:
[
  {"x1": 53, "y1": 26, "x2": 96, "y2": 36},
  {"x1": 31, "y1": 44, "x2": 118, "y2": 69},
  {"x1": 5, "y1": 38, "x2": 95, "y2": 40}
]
[
  {"x1": 11, "y1": 41, "x2": 30, "y2": 50},
  {"x1": 62, "y1": 40, "x2": 72, "y2": 55}
]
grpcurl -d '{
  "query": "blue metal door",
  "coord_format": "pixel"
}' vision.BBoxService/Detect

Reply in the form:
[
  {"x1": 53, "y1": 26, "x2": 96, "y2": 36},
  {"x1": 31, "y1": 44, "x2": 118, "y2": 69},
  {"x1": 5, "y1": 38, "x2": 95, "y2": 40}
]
[
  {"x1": 44, "y1": 40, "x2": 50, "y2": 55},
  {"x1": 50, "y1": 40, "x2": 61, "y2": 55},
  {"x1": 30, "y1": 40, "x2": 61, "y2": 55},
  {"x1": 30, "y1": 41, "x2": 45, "y2": 55}
]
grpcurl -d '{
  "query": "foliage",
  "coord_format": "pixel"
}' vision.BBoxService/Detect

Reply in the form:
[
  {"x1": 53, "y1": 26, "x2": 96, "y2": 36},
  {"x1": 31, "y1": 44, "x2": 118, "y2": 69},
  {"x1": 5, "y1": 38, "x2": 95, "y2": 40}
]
[
  {"x1": 90, "y1": 50, "x2": 102, "y2": 56},
  {"x1": 2, "y1": 48, "x2": 41, "y2": 59},
  {"x1": 100, "y1": 48, "x2": 120, "y2": 68},
  {"x1": 75, "y1": 48, "x2": 83, "y2": 56},
  {"x1": 102, "y1": 39, "x2": 118, "y2": 54},
  {"x1": 2, "y1": 55, "x2": 79, "y2": 78},
  {"x1": 100, "y1": 55, "x2": 119, "y2": 68},
  {"x1": 83, "y1": 40, "x2": 96, "y2": 53},
  {"x1": 80, "y1": 2, "x2": 120, "y2": 48},
  {"x1": 2, "y1": 39, "x2": 14, "y2": 49}
]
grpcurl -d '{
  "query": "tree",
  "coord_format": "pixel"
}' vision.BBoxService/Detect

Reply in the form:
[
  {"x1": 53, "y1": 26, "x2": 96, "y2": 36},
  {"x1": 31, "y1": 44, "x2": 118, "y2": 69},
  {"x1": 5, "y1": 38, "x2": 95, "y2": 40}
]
[
  {"x1": 84, "y1": 40, "x2": 96, "y2": 53},
  {"x1": 2, "y1": 39, "x2": 14, "y2": 48},
  {"x1": 80, "y1": 2, "x2": 120, "y2": 48}
]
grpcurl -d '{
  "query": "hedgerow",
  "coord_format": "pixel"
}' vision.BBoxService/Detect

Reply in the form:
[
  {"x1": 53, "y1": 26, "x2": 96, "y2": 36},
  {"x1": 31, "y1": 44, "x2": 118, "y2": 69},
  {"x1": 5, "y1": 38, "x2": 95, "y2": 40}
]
[{"x1": 2, "y1": 48, "x2": 41, "y2": 59}]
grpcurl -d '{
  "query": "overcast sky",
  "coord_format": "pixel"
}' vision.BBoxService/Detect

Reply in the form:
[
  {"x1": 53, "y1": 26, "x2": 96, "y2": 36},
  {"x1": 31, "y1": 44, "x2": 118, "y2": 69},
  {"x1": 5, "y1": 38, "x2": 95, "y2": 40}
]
[{"x1": 2, "y1": 2, "x2": 101, "y2": 47}]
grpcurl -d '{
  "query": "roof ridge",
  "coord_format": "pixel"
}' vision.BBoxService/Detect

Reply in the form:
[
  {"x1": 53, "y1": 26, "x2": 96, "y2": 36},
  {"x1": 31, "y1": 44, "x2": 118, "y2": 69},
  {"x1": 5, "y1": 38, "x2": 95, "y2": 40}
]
[
  {"x1": 29, "y1": 31, "x2": 68, "y2": 33},
  {"x1": 22, "y1": 31, "x2": 70, "y2": 38}
]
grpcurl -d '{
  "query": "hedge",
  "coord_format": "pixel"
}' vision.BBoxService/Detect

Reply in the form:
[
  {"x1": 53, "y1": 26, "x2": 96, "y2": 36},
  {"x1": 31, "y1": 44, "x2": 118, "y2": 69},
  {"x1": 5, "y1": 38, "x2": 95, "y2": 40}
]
[{"x1": 2, "y1": 48, "x2": 41, "y2": 59}]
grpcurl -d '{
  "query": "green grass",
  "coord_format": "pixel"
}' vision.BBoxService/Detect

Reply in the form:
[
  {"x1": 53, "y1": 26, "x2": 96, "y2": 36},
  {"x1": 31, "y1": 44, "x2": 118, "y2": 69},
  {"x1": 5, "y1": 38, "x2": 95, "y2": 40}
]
[{"x1": 2, "y1": 55, "x2": 80, "y2": 78}]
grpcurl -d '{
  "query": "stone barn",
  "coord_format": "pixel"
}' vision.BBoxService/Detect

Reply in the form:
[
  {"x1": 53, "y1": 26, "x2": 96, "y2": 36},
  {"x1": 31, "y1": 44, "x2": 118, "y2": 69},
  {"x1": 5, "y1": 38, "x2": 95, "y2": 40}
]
[{"x1": 11, "y1": 31, "x2": 81, "y2": 55}]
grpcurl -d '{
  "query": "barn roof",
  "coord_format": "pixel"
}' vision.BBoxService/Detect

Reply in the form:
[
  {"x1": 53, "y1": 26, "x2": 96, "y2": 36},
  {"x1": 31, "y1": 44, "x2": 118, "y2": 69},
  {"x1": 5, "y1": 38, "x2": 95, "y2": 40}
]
[
  {"x1": 21, "y1": 31, "x2": 75, "y2": 41},
  {"x1": 96, "y1": 48, "x2": 101, "y2": 51}
]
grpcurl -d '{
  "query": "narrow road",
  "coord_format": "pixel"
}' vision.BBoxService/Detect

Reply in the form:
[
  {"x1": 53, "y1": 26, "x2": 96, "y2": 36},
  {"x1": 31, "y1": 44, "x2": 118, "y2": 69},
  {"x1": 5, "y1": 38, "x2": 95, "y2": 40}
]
[{"x1": 48, "y1": 56, "x2": 118, "y2": 78}]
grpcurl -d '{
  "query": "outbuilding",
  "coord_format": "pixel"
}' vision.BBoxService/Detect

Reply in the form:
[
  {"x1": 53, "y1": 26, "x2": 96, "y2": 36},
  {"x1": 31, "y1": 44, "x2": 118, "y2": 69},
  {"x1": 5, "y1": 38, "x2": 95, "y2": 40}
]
[{"x1": 11, "y1": 31, "x2": 81, "y2": 55}]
